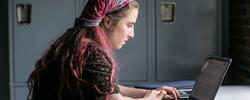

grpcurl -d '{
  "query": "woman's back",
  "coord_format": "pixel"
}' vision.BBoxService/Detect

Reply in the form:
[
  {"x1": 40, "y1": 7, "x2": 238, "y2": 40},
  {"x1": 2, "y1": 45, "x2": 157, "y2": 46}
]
[{"x1": 30, "y1": 42, "x2": 119, "y2": 100}]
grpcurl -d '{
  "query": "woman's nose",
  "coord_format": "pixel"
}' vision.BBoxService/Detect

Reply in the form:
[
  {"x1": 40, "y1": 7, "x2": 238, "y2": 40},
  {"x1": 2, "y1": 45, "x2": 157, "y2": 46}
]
[{"x1": 128, "y1": 30, "x2": 134, "y2": 39}]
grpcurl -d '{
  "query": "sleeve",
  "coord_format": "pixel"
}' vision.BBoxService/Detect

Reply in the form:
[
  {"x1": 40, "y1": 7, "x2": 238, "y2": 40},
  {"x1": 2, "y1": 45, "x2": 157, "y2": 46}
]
[{"x1": 83, "y1": 45, "x2": 119, "y2": 96}]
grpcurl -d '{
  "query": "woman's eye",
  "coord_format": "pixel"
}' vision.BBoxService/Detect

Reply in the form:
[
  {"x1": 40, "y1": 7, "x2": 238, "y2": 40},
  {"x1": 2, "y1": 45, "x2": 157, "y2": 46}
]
[{"x1": 128, "y1": 24, "x2": 133, "y2": 28}]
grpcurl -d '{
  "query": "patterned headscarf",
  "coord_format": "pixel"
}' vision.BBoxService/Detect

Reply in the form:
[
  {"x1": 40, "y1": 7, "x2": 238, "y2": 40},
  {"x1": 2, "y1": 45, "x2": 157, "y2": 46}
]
[{"x1": 74, "y1": 0, "x2": 133, "y2": 28}]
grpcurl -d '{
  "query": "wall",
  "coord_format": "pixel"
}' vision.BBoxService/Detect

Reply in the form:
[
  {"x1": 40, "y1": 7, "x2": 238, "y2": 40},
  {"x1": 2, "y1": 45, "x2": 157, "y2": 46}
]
[
  {"x1": 228, "y1": 0, "x2": 250, "y2": 84},
  {"x1": 0, "y1": 0, "x2": 10, "y2": 99}
]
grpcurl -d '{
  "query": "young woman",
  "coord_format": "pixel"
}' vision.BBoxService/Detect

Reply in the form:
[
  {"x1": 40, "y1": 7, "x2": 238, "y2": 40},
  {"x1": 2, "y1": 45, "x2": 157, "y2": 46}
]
[{"x1": 27, "y1": 0, "x2": 180, "y2": 100}]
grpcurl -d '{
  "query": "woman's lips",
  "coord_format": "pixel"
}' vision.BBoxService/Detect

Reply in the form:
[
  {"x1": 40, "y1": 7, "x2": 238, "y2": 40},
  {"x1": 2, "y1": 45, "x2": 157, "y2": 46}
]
[{"x1": 123, "y1": 40, "x2": 127, "y2": 45}]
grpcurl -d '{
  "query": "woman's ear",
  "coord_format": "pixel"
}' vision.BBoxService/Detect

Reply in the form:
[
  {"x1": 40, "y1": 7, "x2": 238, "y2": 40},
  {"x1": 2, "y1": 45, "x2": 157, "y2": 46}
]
[{"x1": 103, "y1": 16, "x2": 112, "y2": 29}]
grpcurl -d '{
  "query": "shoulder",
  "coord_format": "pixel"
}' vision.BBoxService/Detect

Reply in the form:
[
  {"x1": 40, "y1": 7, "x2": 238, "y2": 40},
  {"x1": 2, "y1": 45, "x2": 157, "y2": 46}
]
[
  {"x1": 87, "y1": 41, "x2": 106, "y2": 56},
  {"x1": 86, "y1": 41, "x2": 112, "y2": 67}
]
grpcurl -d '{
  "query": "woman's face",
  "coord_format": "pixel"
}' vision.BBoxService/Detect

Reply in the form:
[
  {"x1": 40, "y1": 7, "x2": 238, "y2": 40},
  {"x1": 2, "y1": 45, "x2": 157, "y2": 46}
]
[{"x1": 106, "y1": 8, "x2": 139, "y2": 50}]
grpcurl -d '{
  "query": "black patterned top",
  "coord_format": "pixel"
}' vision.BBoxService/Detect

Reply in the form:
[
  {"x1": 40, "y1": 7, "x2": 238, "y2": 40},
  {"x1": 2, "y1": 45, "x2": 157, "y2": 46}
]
[{"x1": 31, "y1": 42, "x2": 119, "y2": 100}]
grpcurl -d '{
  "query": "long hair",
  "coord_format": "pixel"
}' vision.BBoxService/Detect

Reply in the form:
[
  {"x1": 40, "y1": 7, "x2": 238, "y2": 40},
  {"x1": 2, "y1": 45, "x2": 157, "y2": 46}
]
[{"x1": 27, "y1": 1, "x2": 139, "y2": 100}]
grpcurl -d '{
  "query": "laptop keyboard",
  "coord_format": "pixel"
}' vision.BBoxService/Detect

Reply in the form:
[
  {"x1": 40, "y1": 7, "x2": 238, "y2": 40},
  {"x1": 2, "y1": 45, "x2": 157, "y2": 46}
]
[
  {"x1": 178, "y1": 88, "x2": 192, "y2": 97},
  {"x1": 169, "y1": 88, "x2": 192, "y2": 100}
]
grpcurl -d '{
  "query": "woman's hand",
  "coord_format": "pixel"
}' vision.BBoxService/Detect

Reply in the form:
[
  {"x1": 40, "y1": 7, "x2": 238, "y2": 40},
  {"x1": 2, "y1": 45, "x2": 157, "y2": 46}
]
[
  {"x1": 142, "y1": 90, "x2": 166, "y2": 100},
  {"x1": 154, "y1": 86, "x2": 180, "y2": 100}
]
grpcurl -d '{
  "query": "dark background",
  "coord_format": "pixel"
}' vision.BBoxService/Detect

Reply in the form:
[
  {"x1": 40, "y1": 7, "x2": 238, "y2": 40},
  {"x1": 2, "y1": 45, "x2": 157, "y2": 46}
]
[{"x1": 0, "y1": 0, "x2": 10, "y2": 100}]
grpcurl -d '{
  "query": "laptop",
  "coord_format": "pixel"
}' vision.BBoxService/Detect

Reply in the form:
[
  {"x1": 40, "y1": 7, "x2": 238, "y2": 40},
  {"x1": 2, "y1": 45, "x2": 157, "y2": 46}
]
[
  {"x1": 134, "y1": 56, "x2": 232, "y2": 100},
  {"x1": 171, "y1": 56, "x2": 232, "y2": 100}
]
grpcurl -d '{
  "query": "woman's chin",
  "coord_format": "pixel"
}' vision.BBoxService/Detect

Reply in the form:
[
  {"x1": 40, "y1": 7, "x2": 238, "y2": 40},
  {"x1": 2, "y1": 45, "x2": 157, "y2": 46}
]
[{"x1": 113, "y1": 45, "x2": 123, "y2": 50}]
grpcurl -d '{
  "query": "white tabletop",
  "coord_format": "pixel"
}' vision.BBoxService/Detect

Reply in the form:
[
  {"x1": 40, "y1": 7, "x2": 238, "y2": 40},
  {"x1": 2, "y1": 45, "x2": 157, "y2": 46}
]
[{"x1": 215, "y1": 85, "x2": 250, "y2": 100}]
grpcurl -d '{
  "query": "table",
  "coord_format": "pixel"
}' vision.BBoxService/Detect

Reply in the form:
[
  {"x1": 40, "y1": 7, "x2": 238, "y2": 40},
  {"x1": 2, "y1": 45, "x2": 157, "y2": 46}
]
[{"x1": 215, "y1": 85, "x2": 250, "y2": 100}]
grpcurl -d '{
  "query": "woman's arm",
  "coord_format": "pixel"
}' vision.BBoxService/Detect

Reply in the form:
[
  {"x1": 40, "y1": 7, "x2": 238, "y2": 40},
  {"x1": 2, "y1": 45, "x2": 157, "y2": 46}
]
[
  {"x1": 97, "y1": 93, "x2": 143, "y2": 100},
  {"x1": 97, "y1": 90, "x2": 166, "y2": 100},
  {"x1": 118, "y1": 85, "x2": 147, "y2": 98},
  {"x1": 118, "y1": 85, "x2": 180, "y2": 100}
]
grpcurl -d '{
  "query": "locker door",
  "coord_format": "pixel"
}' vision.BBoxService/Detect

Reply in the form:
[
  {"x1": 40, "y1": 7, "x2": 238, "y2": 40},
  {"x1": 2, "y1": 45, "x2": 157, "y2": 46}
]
[
  {"x1": 116, "y1": 0, "x2": 149, "y2": 83},
  {"x1": 10, "y1": 0, "x2": 80, "y2": 99},
  {"x1": 156, "y1": 0, "x2": 219, "y2": 81}
]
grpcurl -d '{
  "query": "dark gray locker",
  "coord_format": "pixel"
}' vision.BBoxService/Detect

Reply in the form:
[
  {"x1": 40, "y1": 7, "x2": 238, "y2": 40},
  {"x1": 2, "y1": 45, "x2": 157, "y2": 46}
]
[
  {"x1": 116, "y1": 0, "x2": 148, "y2": 82},
  {"x1": 9, "y1": 0, "x2": 79, "y2": 99},
  {"x1": 156, "y1": 0, "x2": 220, "y2": 81}
]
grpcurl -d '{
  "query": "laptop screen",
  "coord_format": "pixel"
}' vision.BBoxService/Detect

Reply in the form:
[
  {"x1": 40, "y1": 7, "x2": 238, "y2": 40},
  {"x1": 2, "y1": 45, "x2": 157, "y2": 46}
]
[{"x1": 190, "y1": 57, "x2": 231, "y2": 100}]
